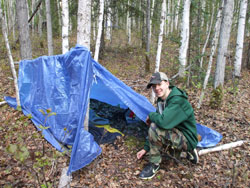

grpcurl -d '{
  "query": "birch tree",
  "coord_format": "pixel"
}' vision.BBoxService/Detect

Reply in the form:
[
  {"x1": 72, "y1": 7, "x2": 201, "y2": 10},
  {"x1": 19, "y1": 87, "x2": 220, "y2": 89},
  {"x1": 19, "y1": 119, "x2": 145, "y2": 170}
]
[
  {"x1": 62, "y1": 0, "x2": 69, "y2": 54},
  {"x1": 149, "y1": 0, "x2": 155, "y2": 39},
  {"x1": 150, "y1": 0, "x2": 166, "y2": 104},
  {"x1": 214, "y1": 0, "x2": 234, "y2": 88},
  {"x1": 198, "y1": 2, "x2": 224, "y2": 108},
  {"x1": 16, "y1": 0, "x2": 32, "y2": 60},
  {"x1": 174, "y1": 0, "x2": 181, "y2": 31},
  {"x1": 200, "y1": 6, "x2": 215, "y2": 68},
  {"x1": 0, "y1": 5, "x2": 20, "y2": 107},
  {"x1": 234, "y1": 0, "x2": 248, "y2": 77},
  {"x1": 77, "y1": 0, "x2": 91, "y2": 49},
  {"x1": 106, "y1": 0, "x2": 112, "y2": 41},
  {"x1": 155, "y1": 0, "x2": 166, "y2": 72},
  {"x1": 178, "y1": 0, "x2": 191, "y2": 77},
  {"x1": 45, "y1": 0, "x2": 54, "y2": 55},
  {"x1": 94, "y1": 0, "x2": 104, "y2": 61},
  {"x1": 127, "y1": 0, "x2": 131, "y2": 45}
]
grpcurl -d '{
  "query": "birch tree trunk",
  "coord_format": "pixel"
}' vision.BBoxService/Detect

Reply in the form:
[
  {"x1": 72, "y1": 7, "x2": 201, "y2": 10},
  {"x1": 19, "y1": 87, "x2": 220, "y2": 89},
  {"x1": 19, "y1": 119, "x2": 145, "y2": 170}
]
[
  {"x1": 0, "y1": 5, "x2": 20, "y2": 107},
  {"x1": 155, "y1": 0, "x2": 166, "y2": 72},
  {"x1": 198, "y1": 2, "x2": 224, "y2": 109},
  {"x1": 16, "y1": 0, "x2": 32, "y2": 60},
  {"x1": 174, "y1": 0, "x2": 181, "y2": 31},
  {"x1": 61, "y1": 0, "x2": 69, "y2": 54},
  {"x1": 77, "y1": 0, "x2": 91, "y2": 49},
  {"x1": 234, "y1": 0, "x2": 248, "y2": 77},
  {"x1": 214, "y1": 0, "x2": 234, "y2": 88},
  {"x1": 178, "y1": 0, "x2": 191, "y2": 77},
  {"x1": 77, "y1": 0, "x2": 91, "y2": 132},
  {"x1": 38, "y1": 2, "x2": 43, "y2": 37},
  {"x1": 45, "y1": 0, "x2": 54, "y2": 55},
  {"x1": 127, "y1": 0, "x2": 131, "y2": 45},
  {"x1": 200, "y1": 6, "x2": 215, "y2": 68},
  {"x1": 106, "y1": 0, "x2": 112, "y2": 41},
  {"x1": 94, "y1": 0, "x2": 104, "y2": 61},
  {"x1": 149, "y1": 0, "x2": 155, "y2": 39}
]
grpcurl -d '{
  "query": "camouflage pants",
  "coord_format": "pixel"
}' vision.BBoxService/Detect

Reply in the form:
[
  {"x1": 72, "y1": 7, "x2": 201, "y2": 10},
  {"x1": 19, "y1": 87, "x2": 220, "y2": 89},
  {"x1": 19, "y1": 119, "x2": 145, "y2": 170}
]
[{"x1": 148, "y1": 123, "x2": 188, "y2": 164}]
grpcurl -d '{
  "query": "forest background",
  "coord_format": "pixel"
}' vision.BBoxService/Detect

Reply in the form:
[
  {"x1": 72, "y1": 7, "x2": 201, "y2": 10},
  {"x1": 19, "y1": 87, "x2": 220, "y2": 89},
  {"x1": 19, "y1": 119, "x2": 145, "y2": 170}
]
[{"x1": 0, "y1": 0, "x2": 249, "y2": 187}]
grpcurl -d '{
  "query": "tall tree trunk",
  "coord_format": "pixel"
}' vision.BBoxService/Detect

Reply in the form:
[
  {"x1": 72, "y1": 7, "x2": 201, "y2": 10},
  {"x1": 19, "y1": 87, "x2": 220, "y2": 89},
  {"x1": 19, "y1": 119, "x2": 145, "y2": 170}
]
[
  {"x1": 178, "y1": 0, "x2": 191, "y2": 77},
  {"x1": 94, "y1": 0, "x2": 104, "y2": 61},
  {"x1": 145, "y1": 0, "x2": 151, "y2": 73},
  {"x1": 77, "y1": 0, "x2": 91, "y2": 49},
  {"x1": 214, "y1": 0, "x2": 234, "y2": 88},
  {"x1": 0, "y1": 5, "x2": 20, "y2": 107},
  {"x1": 45, "y1": 0, "x2": 54, "y2": 55},
  {"x1": 16, "y1": 0, "x2": 32, "y2": 60},
  {"x1": 38, "y1": 2, "x2": 43, "y2": 37},
  {"x1": 62, "y1": 0, "x2": 69, "y2": 54},
  {"x1": 77, "y1": 0, "x2": 92, "y2": 132},
  {"x1": 200, "y1": 5, "x2": 215, "y2": 68},
  {"x1": 127, "y1": 0, "x2": 131, "y2": 45},
  {"x1": 155, "y1": 0, "x2": 166, "y2": 72},
  {"x1": 198, "y1": 2, "x2": 224, "y2": 108},
  {"x1": 174, "y1": 0, "x2": 181, "y2": 31},
  {"x1": 149, "y1": 0, "x2": 155, "y2": 39},
  {"x1": 234, "y1": 0, "x2": 248, "y2": 77},
  {"x1": 106, "y1": 0, "x2": 112, "y2": 41}
]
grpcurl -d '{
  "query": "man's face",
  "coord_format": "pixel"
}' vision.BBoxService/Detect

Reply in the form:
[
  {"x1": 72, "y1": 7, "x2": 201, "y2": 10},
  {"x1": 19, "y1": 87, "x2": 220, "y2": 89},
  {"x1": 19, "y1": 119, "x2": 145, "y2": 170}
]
[{"x1": 152, "y1": 81, "x2": 169, "y2": 99}]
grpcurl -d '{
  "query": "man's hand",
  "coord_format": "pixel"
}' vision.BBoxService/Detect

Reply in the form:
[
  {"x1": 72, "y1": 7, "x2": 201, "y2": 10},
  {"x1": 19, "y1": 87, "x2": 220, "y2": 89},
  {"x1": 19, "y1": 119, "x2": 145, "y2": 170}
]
[
  {"x1": 146, "y1": 116, "x2": 151, "y2": 126},
  {"x1": 137, "y1": 149, "x2": 147, "y2": 160}
]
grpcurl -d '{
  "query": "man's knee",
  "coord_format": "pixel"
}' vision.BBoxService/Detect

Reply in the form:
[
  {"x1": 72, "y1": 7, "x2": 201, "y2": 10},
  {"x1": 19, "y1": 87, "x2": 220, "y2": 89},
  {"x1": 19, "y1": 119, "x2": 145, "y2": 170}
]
[{"x1": 148, "y1": 123, "x2": 158, "y2": 142}]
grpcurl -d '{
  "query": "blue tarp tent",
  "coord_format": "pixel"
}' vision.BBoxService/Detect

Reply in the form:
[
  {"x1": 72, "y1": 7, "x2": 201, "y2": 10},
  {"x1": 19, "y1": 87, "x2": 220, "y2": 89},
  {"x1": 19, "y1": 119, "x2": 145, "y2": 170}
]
[{"x1": 5, "y1": 45, "x2": 222, "y2": 174}]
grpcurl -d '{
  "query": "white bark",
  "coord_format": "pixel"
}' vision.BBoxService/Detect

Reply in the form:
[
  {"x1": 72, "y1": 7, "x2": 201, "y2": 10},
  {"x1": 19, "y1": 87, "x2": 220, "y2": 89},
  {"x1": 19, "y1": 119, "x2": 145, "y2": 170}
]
[
  {"x1": 106, "y1": 0, "x2": 112, "y2": 41},
  {"x1": 38, "y1": 2, "x2": 43, "y2": 37},
  {"x1": 0, "y1": 6, "x2": 21, "y2": 107},
  {"x1": 77, "y1": 0, "x2": 91, "y2": 49},
  {"x1": 200, "y1": 6, "x2": 215, "y2": 68},
  {"x1": 155, "y1": 0, "x2": 166, "y2": 72},
  {"x1": 61, "y1": 0, "x2": 69, "y2": 54},
  {"x1": 178, "y1": 0, "x2": 191, "y2": 77},
  {"x1": 198, "y1": 2, "x2": 223, "y2": 109},
  {"x1": 234, "y1": 0, "x2": 248, "y2": 77},
  {"x1": 166, "y1": 0, "x2": 171, "y2": 35},
  {"x1": 174, "y1": 0, "x2": 181, "y2": 31},
  {"x1": 45, "y1": 0, "x2": 54, "y2": 55},
  {"x1": 214, "y1": 0, "x2": 234, "y2": 88},
  {"x1": 200, "y1": 1, "x2": 206, "y2": 28},
  {"x1": 127, "y1": 0, "x2": 131, "y2": 45},
  {"x1": 198, "y1": 141, "x2": 245, "y2": 156},
  {"x1": 77, "y1": 0, "x2": 91, "y2": 131},
  {"x1": 94, "y1": 0, "x2": 104, "y2": 61},
  {"x1": 170, "y1": 0, "x2": 174, "y2": 33},
  {"x1": 149, "y1": 0, "x2": 155, "y2": 39}
]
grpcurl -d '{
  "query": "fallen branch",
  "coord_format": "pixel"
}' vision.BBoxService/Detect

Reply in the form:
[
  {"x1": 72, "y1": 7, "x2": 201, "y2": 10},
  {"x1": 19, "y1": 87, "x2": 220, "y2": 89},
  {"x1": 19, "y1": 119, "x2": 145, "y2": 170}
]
[
  {"x1": 0, "y1": 101, "x2": 7, "y2": 106},
  {"x1": 198, "y1": 140, "x2": 245, "y2": 156}
]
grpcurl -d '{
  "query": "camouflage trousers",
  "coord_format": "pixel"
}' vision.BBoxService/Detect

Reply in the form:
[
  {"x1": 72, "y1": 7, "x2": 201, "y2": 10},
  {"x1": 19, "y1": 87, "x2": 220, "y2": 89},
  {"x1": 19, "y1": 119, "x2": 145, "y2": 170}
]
[{"x1": 148, "y1": 123, "x2": 188, "y2": 164}]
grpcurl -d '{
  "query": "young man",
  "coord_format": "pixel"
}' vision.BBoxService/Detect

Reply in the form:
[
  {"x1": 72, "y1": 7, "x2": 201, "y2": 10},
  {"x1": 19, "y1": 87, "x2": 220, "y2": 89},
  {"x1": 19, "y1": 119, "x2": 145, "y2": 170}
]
[{"x1": 137, "y1": 72, "x2": 199, "y2": 180}]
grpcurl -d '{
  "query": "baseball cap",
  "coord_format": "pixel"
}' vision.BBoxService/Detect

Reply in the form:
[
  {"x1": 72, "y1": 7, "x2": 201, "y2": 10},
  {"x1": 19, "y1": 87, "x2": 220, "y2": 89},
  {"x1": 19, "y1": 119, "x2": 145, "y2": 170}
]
[{"x1": 147, "y1": 72, "x2": 169, "y2": 89}]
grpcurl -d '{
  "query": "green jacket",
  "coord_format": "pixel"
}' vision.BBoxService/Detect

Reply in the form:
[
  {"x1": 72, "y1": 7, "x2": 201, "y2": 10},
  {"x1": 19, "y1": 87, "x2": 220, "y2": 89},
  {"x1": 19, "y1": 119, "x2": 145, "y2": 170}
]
[{"x1": 144, "y1": 86, "x2": 198, "y2": 151}]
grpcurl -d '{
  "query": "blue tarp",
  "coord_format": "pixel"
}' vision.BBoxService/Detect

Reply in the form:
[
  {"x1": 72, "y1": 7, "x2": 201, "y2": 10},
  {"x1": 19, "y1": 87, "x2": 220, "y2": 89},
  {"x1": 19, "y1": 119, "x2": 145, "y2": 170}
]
[{"x1": 5, "y1": 45, "x2": 222, "y2": 174}]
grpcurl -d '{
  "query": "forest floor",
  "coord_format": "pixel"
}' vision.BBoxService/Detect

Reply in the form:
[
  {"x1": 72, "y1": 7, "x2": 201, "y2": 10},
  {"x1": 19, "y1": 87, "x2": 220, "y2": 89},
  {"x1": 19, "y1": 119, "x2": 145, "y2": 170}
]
[{"x1": 0, "y1": 34, "x2": 249, "y2": 187}]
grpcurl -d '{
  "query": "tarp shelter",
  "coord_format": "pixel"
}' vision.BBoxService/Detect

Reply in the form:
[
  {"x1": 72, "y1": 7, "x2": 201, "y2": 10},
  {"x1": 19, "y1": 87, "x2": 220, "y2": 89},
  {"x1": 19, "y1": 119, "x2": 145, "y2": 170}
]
[{"x1": 5, "y1": 45, "x2": 222, "y2": 174}]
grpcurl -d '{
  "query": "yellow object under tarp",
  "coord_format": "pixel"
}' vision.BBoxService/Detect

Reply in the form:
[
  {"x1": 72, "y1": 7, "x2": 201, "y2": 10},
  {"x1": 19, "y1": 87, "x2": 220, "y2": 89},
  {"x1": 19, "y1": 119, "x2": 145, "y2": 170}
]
[{"x1": 95, "y1": 124, "x2": 124, "y2": 136}]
